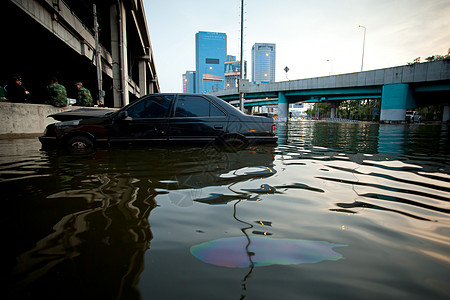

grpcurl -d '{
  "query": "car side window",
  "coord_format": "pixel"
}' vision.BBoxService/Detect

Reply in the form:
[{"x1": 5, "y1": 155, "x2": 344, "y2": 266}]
[
  {"x1": 127, "y1": 95, "x2": 173, "y2": 118},
  {"x1": 210, "y1": 103, "x2": 226, "y2": 117},
  {"x1": 175, "y1": 96, "x2": 225, "y2": 118}
]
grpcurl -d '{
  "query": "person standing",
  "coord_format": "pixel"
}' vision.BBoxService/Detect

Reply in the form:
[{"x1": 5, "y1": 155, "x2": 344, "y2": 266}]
[
  {"x1": 6, "y1": 76, "x2": 30, "y2": 103},
  {"x1": 46, "y1": 77, "x2": 67, "y2": 107},
  {"x1": 74, "y1": 82, "x2": 93, "y2": 107}
]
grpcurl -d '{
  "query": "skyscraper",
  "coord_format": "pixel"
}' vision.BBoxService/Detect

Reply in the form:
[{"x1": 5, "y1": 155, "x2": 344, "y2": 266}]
[
  {"x1": 182, "y1": 71, "x2": 196, "y2": 93},
  {"x1": 195, "y1": 31, "x2": 227, "y2": 93},
  {"x1": 224, "y1": 55, "x2": 247, "y2": 89},
  {"x1": 251, "y1": 43, "x2": 276, "y2": 84}
]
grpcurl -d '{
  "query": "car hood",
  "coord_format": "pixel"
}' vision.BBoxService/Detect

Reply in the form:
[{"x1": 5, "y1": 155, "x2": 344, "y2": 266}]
[{"x1": 48, "y1": 108, "x2": 118, "y2": 121}]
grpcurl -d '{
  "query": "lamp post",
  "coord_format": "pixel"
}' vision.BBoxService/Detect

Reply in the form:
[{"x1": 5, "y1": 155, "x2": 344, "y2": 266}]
[
  {"x1": 357, "y1": 24, "x2": 366, "y2": 72},
  {"x1": 326, "y1": 59, "x2": 333, "y2": 75},
  {"x1": 239, "y1": 0, "x2": 245, "y2": 111}
]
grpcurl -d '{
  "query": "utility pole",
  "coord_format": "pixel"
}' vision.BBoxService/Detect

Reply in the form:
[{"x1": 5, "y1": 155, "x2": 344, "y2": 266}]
[
  {"x1": 93, "y1": 4, "x2": 104, "y2": 105},
  {"x1": 357, "y1": 24, "x2": 366, "y2": 72},
  {"x1": 239, "y1": 0, "x2": 245, "y2": 111}
]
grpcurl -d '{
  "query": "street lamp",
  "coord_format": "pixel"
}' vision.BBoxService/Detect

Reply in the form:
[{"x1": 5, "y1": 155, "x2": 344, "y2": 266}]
[
  {"x1": 326, "y1": 59, "x2": 333, "y2": 75},
  {"x1": 239, "y1": 0, "x2": 245, "y2": 111},
  {"x1": 356, "y1": 24, "x2": 366, "y2": 72}
]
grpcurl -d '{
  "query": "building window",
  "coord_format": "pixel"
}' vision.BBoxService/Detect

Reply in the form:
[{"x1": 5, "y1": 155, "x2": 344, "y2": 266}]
[{"x1": 206, "y1": 58, "x2": 220, "y2": 64}]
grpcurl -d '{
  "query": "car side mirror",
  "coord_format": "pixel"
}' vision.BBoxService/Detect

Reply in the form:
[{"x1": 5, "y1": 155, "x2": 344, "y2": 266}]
[{"x1": 117, "y1": 110, "x2": 129, "y2": 120}]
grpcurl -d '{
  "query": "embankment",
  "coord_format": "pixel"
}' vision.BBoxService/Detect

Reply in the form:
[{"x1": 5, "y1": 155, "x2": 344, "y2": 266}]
[{"x1": 1, "y1": 102, "x2": 77, "y2": 138}]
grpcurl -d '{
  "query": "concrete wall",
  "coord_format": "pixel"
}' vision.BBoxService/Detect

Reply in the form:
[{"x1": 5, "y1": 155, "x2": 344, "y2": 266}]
[{"x1": 0, "y1": 102, "x2": 73, "y2": 137}]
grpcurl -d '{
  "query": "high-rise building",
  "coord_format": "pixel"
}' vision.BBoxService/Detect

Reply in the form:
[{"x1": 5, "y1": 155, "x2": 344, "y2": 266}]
[
  {"x1": 251, "y1": 43, "x2": 276, "y2": 84},
  {"x1": 195, "y1": 31, "x2": 227, "y2": 93},
  {"x1": 182, "y1": 71, "x2": 196, "y2": 93},
  {"x1": 224, "y1": 55, "x2": 247, "y2": 89}
]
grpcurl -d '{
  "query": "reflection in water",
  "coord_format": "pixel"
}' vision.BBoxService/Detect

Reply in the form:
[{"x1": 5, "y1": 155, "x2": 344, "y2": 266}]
[
  {"x1": 2, "y1": 121, "x2": 450, "y2": 299},
  {"x1": 278, "y1": 121, "x2": 450, "y2": 156},
  {"x1": 7, "y1": 168, "x2": 157, "y2": 299},
  {"x1": 3, "y1": 144, "x2": 277, "y2": 299}
]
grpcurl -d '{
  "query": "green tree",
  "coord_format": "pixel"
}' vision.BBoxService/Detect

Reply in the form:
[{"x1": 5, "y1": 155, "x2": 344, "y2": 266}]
[
  {"x1": 410, "y1": 48, "x2": 450, "y2": 64},
  {"x1": 306, "y1": 103, "x2": 328, "y2": 119}
]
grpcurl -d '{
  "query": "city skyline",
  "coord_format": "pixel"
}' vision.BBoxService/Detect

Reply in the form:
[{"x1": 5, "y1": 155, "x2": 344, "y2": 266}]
[{"x1": 143, "y1": 0, "x2": 450, "y2": 92}]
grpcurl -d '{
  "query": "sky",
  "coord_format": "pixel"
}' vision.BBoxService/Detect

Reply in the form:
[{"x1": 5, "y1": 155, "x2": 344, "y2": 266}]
[{"x1": 142, "y1": 0, "x2": 450, "y2": 92}]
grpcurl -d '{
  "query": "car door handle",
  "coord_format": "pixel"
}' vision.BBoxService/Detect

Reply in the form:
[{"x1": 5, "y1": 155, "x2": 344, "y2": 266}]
[{"x1": 214, "y1": 125, "x2": 223, "y2": 129}]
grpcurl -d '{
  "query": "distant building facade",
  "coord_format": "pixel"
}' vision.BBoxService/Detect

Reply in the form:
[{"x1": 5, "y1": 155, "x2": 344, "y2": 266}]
[
  {"x1": 289, "y1": 102, "x2": 313, "y2": 118},
  {"x1": 195, "y1": 31, "x2": 227, "y2": 93},
  {"x1": 251, "y1": 43, "x2": 276, "y2": 84},
  {"x1": 224, "y1": 55, "x2": 247, "y2": 89},
  {"x1": 183, "y1": 71, "x2": 196, "y2": 93}
]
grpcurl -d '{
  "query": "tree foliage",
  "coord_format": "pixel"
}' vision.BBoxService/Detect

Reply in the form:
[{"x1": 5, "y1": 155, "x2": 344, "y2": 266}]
[{"x1": 408, "y1": 48, "x2": 450, "y2": 65}]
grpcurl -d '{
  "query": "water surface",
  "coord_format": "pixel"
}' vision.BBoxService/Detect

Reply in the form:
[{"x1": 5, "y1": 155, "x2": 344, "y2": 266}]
[{"x1": 2, "y1": 121, "x2": 449, "y2": 299}]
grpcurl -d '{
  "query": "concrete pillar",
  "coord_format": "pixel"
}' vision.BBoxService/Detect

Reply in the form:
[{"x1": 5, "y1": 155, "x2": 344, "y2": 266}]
[
  {"x1": 148, "y1": 80, "x2": 154, "y2": 94},
  {"x1": 110, "y1": 1, "x2": 129, "y2": 107},
  {"x1": 380, "y1": 83, "x2": 415, "y2": 122},
  {"x1": 330, "y1": 107, "x2": 336, "y2": 119},
  {"x1": 443, "y1": 105, "x2": 450, "y2": 122},
  {"x1": 328, "y1": 102, "x2": 339, "y2": 119},
  {"x1": 138, "y1": 59, "x2": 147, "y2": 97},
  {"x1": 278, "y1": 92, "x2": 288, "y2": 122}
]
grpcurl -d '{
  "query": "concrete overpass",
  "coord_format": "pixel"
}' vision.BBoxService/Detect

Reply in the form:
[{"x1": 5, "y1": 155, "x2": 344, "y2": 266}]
[
  {"x1": 210, "y1": 60, "x2": 450, "y2": 122},
  {"x1": 2, "y1": 0, "x2": 159, "y2": 108}
]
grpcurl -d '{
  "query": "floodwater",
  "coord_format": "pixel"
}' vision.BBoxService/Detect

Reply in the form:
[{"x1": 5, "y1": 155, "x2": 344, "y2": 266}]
[{"x1": 2, "y1": 121, "x2": 450, "y2": 299}]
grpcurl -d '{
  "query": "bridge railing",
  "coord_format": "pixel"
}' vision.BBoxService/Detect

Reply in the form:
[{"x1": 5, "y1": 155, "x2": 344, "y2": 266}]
[{"x1": 211, "y1": 60, "x2": 450, "y2": 98}]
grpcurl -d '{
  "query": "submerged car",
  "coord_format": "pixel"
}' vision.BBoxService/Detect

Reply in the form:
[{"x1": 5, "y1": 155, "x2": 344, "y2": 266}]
[{"x1": 39, "y1": 93, "x2": 277, "y2": 151}]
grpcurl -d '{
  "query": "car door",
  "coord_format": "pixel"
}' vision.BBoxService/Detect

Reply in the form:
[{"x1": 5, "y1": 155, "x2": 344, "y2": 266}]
[
  {"x1": 168, "y1": 95, "x2": 228, "y2": 144},
  {"x1": 109, "y1": 94, "x2": 173, "y2": 145}
]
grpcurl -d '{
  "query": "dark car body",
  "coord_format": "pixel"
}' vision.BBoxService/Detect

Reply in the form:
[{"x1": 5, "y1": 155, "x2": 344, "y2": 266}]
[{"x1": 39, "y1": 93, "x2": 277, "y2": 151}]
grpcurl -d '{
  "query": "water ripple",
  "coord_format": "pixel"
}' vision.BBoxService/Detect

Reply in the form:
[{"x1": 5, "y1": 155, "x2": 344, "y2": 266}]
[{"x1": 2, "y1": 123, "x2": 450, "y2": 300}]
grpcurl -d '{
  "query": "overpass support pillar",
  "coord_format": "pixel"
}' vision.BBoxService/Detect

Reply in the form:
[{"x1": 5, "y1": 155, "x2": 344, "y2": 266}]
[
  {"x1": 110, "y1": 1, "x2": 129, "y2": 107},
  {"x1": 443, "y1": 105, "x2": 450, "y2": 123},
  {"x1": 329, "y1": 102, "x2": 338, "y2": 119},
  {"x1": 278, "y1": 92, "x2": 288, "y2": 122},
  {"x1": 380, "y1": 83, "x2": 415, "y2": 122},
  {"x1": 330, "y1": 107, "x2": 337, "y2": 119},
  {"x1": 138, "y1": 59, "x2": 148, "y2": 97}
]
